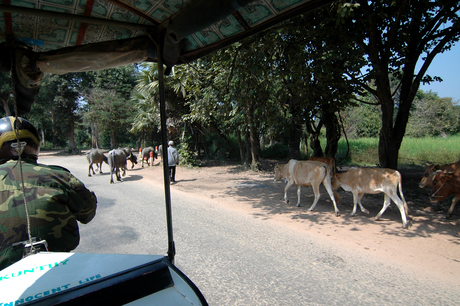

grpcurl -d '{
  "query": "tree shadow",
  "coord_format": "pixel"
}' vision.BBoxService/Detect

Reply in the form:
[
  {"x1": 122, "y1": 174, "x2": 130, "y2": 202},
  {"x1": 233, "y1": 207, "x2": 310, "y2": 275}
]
[{"x1": 223, "y1": 170, "x2": 460, "y2": 242}]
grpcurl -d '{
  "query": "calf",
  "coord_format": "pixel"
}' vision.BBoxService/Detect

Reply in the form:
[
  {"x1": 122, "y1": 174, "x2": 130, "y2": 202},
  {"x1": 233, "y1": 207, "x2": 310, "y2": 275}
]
[
  {"x1": 419, "y1": 160, "x2": 460, "y2": 218},
  {"x1": 430, "y1": 171, "x2": 460, "y2": 218},
  {"x1": 332, "y1": 168, "x2": 409, "y2": 228},
  {"x1": 86, "y1": 149, "x2": 108, "y2": 177},
  {"x1": 274, "y1": 159, "x2": 340, "y2": 216},
  {"x1": 308, "y1": 156, "x2": 336, "y2": 174},
  {"x1": 108, "y1": 149, "x2": 128, "y2": 184},
  {"x1": 419, "y1": 160, "x2": 460, "y2": 188},
  {"x1": 141, "y1": 146, "x2": 157, "y2": 167},
  {"x1": 120, "y1": 147, "x2": 138, "y2": 169}
]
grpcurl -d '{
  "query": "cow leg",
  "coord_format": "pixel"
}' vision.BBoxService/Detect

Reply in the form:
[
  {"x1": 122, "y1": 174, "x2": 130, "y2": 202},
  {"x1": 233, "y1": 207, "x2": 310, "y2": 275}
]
[
  {"x1": 387, "y1": 192, "x2": 409, "y2": 228},
  {"x1": 122, "y1": 168, "x2": 126, "y2": 177},
  {"x1": 296, "y1": 185, "x2": 302, "y2": 207},
  {"x1": 374, "y1": 194, "x2": 391, "y2": 221},
  {"x1": 88, "y1": 164, "x2": 93, "y2": 177},
  {"x1": 116, "y1": 168, "x2": 122, "y2": 181},
  {"x1": 307, "y1": 183, "x2": 321, "y2": 211},
  {"x1": 351, "y1": 191, "x2": 360, "y2": 216},
  {"x1": 322, "y1": 178, "x2": 340, "y2": 216},
  {"x1": 284, "y1": 181, "x2": 293, "y2": 204},
  {"x1": 375, "y1": 193, "x2": 408, "y2": 228},
  {"x1": 110, "y1": 169, "x2": 115, "y2": 184},
  {"x1": 446, "y1": 196, "x2": 460, "y2": 219},
  {"x1": 99, "y1": 162, "x2": 103, "y2": 174},
  {"x1": 352, "y1": 193, "x2": 369, "y2": 216}
]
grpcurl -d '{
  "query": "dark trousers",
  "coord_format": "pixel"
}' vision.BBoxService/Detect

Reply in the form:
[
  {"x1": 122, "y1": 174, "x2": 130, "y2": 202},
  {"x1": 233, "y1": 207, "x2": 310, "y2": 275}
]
[{"x1": 169, "y1": 166, "x2": 176, "y2": 182}]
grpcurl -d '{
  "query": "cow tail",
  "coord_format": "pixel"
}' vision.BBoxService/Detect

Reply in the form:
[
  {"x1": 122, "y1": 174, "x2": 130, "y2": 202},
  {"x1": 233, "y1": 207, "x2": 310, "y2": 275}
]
[
  {"x1": 397, "y1": 171, "x2": 409, "y2": 214},
  {"x1": 322, "y1": 165, "x2": 332, "y2": 183}
]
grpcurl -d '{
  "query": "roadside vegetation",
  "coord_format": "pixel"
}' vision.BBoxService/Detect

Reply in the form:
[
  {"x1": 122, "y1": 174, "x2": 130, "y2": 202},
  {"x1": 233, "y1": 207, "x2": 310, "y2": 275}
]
[{"x1": 1, "y1": 1, "x2": 459, "y2": 171}]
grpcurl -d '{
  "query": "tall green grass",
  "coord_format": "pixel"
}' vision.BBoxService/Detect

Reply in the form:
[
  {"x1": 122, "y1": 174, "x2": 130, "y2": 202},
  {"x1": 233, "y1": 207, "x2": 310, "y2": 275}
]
[{"x1": 332, "y1": 135, "x2": 460, "y2": 167}]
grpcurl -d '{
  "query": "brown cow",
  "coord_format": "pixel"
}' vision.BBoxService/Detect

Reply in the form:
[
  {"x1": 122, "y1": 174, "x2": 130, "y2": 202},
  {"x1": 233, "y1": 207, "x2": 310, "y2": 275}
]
[
  {"x1": 430, "y1": 171, "x2": 460, "y2": 219},
  {"x1": 419, "y1": 160, "x2": 460, "y2": 188},
  {"x1": 274, "y1": 159, "x2": 340, "y2": 216},
  {"x1": 308, "y1": 156, "x2": 336, "y2": 174},
  {"x1": 419, "y1": 160, "x2": 460, "y2": 218},
  {"x1": 332, "y1": 168, "x2": 409, "y2": 228}
]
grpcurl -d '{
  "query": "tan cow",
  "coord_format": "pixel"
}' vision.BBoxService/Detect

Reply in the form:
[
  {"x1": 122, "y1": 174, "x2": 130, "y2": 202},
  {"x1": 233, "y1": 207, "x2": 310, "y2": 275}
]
[
  {"x1": 274, "y1": 159, "x2": 340, "y2": 216},
  {"x1": 419, "y1": 160, "x2": 460, "y2": 188},
  {"x1": 332, "y1": 168, "x2": 409, "y2": 228},
  {"x1": 308, "y1": 156, "x2": 336, "y2": 174}
]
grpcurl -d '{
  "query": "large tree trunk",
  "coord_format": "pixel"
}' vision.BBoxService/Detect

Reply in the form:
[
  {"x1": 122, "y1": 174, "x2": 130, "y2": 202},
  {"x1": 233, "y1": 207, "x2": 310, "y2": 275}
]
[
  {"x1": 246, "y1": 104, "x2": 259, "y2": 170},
  {"x1": 288, "y1": 123, "x2": 302, "y2": 160},
  {"x1": 323, "y1": 111, "x2": 340, "y2": 158},
  {"x1": 67, "y1": 107, "x2": 78, "y2": 153},
  {"x1": 306, "y1": 120, "x2": 324, "y2": 157},
  {"x1": 287, "y1": 97, "x2": 303, "y2": 160},
  {"x1": 91, "y1": 121, "x2": 99, "y2": 149},
  {"x1": 244, "y1": 129, "x2": 251, "y2": 164},
  {"x1": 236, "y1": 129, "x2": 245, "y2": 165},
  {"x1": 376, "y1": 79, "x2": 407, "y2": 169},
  {"x1": 51, "y1": 112, "x2": 57, "y2": 149},
  {"x1": 110, "y1": 128, "x2": 118, "y2": 149}
]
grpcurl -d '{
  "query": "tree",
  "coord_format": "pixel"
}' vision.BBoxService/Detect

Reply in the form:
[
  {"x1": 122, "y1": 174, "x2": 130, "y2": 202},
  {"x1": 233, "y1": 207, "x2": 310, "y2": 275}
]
[
  {"x1": 261, "y1": 7, "x2": 364, "y2": 159},
  {"x1": 406, "y1": 90, "x2": 460, "y2": 137},
  {"x1": 80, "y1": 65, "x2": 139, "y2": 148},
  {"x1": 340, "y1": 0, "x2": 460, "y2": 169},
  {"x1": 54, "y1": 74, "x2": 81, "y2": 152}
]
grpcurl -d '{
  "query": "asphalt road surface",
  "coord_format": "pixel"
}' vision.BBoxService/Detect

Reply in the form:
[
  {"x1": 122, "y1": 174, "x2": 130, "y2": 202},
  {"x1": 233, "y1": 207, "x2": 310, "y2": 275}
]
[{"x1": 44, "y1": 154, "x2": 459, "y2": 305}]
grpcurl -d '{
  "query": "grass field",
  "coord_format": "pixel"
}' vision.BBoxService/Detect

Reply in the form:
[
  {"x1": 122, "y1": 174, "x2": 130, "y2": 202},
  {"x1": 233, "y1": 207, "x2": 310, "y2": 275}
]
[{"x1": 334, "y1": 135, "x2": 460, "y2": 167}]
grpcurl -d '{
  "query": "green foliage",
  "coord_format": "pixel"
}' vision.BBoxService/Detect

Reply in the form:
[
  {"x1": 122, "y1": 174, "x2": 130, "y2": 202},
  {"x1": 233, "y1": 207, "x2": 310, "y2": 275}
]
[
  {"x1": 177, "y1": 137, "x2": 196, "y2": 167},
  {"x1": 399, "y1": 136, "x2": 460, "y2": 166},
  {"x1": 201, "y1": 133, "x2": 240, "y2": 161},
  {"x1": 341, "y1": 103, "x2": 381, "y2": 138},
  {"x1": 335, "y1": 136, "x2": 460, "y2": 167},
  {"x1": 75, "y1": 129, "x2": 91, "y2": 147},
  {"x1": 406, "y1": 91, "x2": 460, "y2": 137},
  {"x1": 260, "y1": 143, "x2": 289, "y2": 159}
]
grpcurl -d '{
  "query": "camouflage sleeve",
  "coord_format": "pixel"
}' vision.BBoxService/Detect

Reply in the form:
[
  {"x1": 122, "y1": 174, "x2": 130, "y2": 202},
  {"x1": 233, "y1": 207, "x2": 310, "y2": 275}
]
[{"x1": 66, "y1": 174, "x2": 97, "y2": 224}]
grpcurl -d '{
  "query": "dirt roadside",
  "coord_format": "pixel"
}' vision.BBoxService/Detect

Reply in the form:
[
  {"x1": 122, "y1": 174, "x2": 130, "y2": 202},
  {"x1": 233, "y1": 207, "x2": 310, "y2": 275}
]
[
  {"x1": 43, "y1": 151, "x2": 460, "y2": 287},
  {"x1": 135, "y1": 157, "x2": 460, "y2": 288}
]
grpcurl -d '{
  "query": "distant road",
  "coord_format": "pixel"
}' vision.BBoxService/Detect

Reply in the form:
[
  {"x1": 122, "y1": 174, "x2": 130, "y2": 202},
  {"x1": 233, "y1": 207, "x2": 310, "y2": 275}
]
[{"x1": 42, "y1": 154, "x2": 460, "y2": 305}]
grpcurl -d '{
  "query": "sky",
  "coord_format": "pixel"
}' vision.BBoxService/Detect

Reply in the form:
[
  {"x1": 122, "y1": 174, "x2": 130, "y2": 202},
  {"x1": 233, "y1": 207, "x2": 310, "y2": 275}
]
[{"x1": 418, "y1": 42, "x2": 460, "y2": 103}]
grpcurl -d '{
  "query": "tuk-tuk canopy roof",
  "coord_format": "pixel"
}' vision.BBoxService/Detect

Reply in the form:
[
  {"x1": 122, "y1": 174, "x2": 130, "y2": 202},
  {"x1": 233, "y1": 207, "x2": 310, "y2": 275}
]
[{"x1": 0, "y1": 0, "x2": 333, "y2": 67}]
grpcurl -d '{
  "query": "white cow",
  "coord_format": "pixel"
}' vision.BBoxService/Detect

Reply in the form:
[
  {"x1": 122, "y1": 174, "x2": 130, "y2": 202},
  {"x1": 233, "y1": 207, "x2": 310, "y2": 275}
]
[
  {"x1": 332, "y1": 167, "x2": 409, "y2": 228},
  {"x1": 274, "y1": 159, "x2": 340, "y2": 216}
]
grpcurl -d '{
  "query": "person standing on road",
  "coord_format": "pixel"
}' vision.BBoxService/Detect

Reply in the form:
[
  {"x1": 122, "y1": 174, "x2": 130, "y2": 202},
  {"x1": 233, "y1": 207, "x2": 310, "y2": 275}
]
[
  {"x1": 0, "y1": 116, "x2": 97, "y2": 270},
  {"x1": 167, "y1": 140, "x2": 179, "y2": 183}
]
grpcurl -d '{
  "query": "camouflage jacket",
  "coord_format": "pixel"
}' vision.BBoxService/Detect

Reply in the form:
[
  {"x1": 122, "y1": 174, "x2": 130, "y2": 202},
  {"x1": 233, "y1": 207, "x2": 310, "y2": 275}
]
[{"x1": 0, "y1": 159, "x2": 97, "y2": 270}]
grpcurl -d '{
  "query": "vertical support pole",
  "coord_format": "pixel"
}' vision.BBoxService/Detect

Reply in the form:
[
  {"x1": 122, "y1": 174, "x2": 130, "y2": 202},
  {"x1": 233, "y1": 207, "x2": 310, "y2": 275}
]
[{"x1": 157, "y1": 44, "x2": 175, "y2": 264}]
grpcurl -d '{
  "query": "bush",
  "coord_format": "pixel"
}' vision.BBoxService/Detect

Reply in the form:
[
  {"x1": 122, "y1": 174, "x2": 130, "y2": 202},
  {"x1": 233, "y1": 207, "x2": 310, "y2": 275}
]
[
  {"x1": 260, "y1": 143, "x2": 289, "y2": 159},
  {"x1": 202, "y1": 133, "x2": 240, "y2": 161}
]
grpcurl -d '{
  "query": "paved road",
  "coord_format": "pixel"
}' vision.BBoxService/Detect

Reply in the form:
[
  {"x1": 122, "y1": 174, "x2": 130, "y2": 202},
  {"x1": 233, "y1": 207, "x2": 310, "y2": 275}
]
[{"x1": 44, "y1": 154, "x2": 459, "y2": 305}]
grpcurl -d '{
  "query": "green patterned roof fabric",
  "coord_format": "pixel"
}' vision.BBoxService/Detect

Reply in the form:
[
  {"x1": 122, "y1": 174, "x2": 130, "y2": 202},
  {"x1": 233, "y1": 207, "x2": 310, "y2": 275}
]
[{"x1": 0, "y1": 0, "x2": 333, "y2": 65}]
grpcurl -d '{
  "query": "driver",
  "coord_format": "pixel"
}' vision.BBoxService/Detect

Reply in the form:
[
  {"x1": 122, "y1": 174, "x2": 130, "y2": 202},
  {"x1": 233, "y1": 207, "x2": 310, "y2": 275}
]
[{"x1": 0, "y1": 116, "x2": 97, "y2": 270}]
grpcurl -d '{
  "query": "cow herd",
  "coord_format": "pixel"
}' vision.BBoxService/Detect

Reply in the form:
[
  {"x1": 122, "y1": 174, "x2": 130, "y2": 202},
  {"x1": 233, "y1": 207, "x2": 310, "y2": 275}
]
[
  {"x1": 274, "y1": 158, "x2": 460, "y2": 230},
  {"x1": 86, "y1": 147, "x2": 459, "y2": 232},
  {"x1": 85, "y1": 147, "x2": 158, "y2": 184}
]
